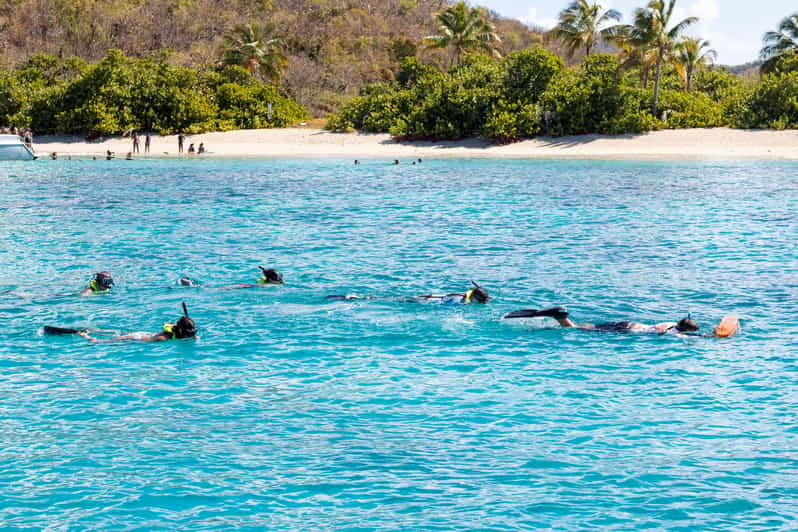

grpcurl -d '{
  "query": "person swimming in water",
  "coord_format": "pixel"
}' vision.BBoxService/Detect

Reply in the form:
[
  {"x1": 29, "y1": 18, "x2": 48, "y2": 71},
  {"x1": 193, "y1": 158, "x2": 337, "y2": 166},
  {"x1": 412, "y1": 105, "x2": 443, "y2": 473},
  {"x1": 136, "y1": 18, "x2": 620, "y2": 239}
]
[
  {"x1": 414, "y1": 281, "x2": 490, "y2": 305},
  {"x1": 79, "y1": 271, "x2": 115, "y2": 296},
  {"x1": 174, "y1": 267, "x2": 282, "y2": 290},
  {"x1": 223, "y1": 266, "x2": 284, "y2": 289},
  {"x1": 327, "y1": 281, "x2": 490, "y2": 305},
  {"x1": 46, "y1": 303, "x2": 197, "y2": 342},
  {"x1": 176, "y1": 266, "x2": 285, "y2": 290},
  {"x1": 503, "y1": 306, "x2": 739, "y2": 338},
  {"x1": 177, "y1": 275, "x2": 200, "y2": 287}
]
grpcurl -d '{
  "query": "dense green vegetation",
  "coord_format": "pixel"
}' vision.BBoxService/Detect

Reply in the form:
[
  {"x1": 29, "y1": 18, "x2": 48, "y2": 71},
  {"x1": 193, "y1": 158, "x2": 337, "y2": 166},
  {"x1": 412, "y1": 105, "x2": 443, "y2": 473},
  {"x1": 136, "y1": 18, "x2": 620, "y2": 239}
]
[
  {"x1": 327, "y1": 2, "x2": 798, "y2": 140},
  {"x1": 1, "y1": 0, "x2": 798, "y2": 137},
  {"x1": 0, "y1": 51, "x2": 307, "y2": 134},
  {"x1": 0, "y1": 0, "x2": 544, "y2": 117}
]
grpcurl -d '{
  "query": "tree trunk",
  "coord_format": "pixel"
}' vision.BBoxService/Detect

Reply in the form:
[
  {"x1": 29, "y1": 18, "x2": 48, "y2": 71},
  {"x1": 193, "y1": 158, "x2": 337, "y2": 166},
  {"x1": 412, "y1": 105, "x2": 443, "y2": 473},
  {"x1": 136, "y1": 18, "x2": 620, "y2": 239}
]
[
  {"x1": 686, "y1": 67, "x2": 693, "y2": 92},
  {"x1": 652, "y1": 53, "x2": 662, "y2": 117}
]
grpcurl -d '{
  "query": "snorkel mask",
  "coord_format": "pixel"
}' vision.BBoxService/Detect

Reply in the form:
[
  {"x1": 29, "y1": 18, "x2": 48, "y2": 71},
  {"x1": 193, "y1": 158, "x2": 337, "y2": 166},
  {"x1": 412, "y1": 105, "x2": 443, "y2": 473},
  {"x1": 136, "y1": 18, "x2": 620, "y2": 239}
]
[
  {"x1": 89, "y1": 271, "x2": 115, "y2": 293},
  {"x1": 257, "y1": 266, "x2": 284, "y2": 285},
  {"x1": 463, "y1": 280, "x2": 489, "y2": 304},
  {"x1": 163, "y1": 302, "x2": 197, "y2": 339}
]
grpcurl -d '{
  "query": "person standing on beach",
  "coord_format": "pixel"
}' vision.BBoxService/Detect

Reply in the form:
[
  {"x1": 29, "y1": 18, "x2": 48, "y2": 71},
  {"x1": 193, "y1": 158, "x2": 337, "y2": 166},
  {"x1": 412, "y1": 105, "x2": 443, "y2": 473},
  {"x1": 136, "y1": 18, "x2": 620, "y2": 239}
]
[
  {"x1": 144, "y1": 133, "x2": 151, "y2": 154},
  {"x1": 178, "y1": 133, "x2": 185, "y2": 154},
  {"x1": 132, "y1": 131, "x2": 140, "y2": 154}
]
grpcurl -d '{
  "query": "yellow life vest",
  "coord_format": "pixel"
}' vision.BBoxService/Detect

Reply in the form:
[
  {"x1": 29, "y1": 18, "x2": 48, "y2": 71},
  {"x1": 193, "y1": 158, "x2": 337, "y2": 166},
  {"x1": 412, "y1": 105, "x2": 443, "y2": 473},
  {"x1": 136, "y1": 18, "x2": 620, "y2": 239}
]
[
  {"x1": 89, "y1": 280, "x2": 110, "y2": 294},
  {"x1": 463, "y1": 289, "x2": 475, "y2": 304}
]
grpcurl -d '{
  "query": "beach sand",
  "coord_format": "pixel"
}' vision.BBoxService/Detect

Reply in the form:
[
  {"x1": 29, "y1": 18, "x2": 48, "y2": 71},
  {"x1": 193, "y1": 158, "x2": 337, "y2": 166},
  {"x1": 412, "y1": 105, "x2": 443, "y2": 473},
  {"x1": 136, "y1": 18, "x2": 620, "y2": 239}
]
[{"x1": 32, "y1": 127, "x2": 798, "y2": 160}]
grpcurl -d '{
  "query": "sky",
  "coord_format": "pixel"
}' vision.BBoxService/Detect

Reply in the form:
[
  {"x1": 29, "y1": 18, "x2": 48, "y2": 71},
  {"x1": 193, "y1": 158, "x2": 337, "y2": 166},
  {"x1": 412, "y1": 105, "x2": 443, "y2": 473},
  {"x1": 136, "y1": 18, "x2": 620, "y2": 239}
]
[{"x1": 479, "y1": 0, "x2": 795, "y2": 65}]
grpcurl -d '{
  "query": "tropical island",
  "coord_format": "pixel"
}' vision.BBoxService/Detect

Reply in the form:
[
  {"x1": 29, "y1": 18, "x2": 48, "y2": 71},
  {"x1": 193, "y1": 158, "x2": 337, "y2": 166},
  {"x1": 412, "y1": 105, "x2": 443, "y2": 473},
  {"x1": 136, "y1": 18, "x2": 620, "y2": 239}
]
[{"x1": 2, "y1": 0, "x2": 798, "y2": 156}]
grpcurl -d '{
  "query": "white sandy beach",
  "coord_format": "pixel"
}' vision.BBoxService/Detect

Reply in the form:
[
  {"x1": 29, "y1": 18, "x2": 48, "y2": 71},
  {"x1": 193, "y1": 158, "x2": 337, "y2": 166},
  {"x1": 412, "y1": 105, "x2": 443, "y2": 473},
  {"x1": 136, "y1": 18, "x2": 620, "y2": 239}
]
[{"x1": 32, "y1": 127, "x2": 798, "y2": 160}]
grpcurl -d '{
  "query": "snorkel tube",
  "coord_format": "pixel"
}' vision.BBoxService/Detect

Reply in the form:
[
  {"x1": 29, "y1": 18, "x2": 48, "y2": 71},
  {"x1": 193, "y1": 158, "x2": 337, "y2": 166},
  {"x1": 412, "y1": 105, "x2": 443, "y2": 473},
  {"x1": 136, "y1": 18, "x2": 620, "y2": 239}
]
[{"x1": 257, "y1": 266, "x2": 284, "y2": 285}]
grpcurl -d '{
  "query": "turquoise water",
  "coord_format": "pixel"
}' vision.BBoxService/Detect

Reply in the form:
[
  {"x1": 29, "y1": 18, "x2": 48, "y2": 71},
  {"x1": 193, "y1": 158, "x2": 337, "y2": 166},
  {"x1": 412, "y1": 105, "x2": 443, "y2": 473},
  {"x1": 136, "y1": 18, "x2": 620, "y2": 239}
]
[{"x1": 1, "y1": 158, "x2": 797, "y2": 529}]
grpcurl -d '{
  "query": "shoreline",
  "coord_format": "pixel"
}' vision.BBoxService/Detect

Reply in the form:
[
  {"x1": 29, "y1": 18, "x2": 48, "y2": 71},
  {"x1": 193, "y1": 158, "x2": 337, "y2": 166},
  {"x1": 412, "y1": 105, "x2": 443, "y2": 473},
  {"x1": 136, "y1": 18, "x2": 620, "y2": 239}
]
[{"x1": 30, "y1": 127, "x2": 798, "y2": 161}]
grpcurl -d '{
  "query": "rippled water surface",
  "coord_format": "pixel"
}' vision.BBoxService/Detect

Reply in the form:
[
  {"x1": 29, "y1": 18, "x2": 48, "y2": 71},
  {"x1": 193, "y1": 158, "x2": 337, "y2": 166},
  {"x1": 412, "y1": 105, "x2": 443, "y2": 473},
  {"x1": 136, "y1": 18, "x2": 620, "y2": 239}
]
[{"x1": 1, "y1": 158, "x2": 797, "y2": 529}]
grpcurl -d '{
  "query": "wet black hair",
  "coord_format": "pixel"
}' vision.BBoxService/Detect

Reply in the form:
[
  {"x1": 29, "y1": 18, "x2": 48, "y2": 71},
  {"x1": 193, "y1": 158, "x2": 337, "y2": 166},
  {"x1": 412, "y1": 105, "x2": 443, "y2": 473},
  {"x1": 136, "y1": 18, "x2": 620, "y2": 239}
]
[
  {"x1": 172, "y1": 302, "x2": 197, "y2": 338},
  {"x1": 676, "y1": 317, "x2": 699, "y2": 332},
  {"x1": 259, "y1": 266, "x2": 284, "y2": 284},
  {"x1": 172, "y1": 316, "x2": 197, "y2": 338},
  {"x1": 93, "y1": 271, "x2": 114, "y2": 290},
  {"x1": 470, "y1": 281, "x2": 489, "y2": 303},
  {"x1": 471, "y1": 288, "x2": 490, "y2": 303}
]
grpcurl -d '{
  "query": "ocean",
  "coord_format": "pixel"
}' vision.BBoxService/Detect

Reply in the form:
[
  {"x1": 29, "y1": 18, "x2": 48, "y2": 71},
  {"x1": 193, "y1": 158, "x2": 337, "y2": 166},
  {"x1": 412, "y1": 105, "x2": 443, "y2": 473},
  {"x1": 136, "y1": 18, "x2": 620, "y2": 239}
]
[{"x1": 1, "y1": 157, "x2": 797, "y2": 529}]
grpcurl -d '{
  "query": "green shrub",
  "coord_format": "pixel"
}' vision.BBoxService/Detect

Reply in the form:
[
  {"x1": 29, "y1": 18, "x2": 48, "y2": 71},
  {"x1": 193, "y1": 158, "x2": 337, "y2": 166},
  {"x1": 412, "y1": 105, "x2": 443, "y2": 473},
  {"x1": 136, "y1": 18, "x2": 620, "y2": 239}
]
[
  {"x1": 0, "y1": 50, "x2": 307, "y2": 134},
  {"x1": 216, "y1": 83, "x2": 307, "y2": 129},
  {"x1": 501, "y1": 47, "x2": 564, "y2": 104},
  {"x1": 735, "y1": 72, "x2": 798, "y2": 129},
  {"x1": 657, "y1": 90, "x2": 724, "y2": 128},
  {"x1": 481, "y1": 101, "x2": 540, "y2": 142},
  {"x1": 541, "y1": 54, "x2": 637, "y2": 136}
]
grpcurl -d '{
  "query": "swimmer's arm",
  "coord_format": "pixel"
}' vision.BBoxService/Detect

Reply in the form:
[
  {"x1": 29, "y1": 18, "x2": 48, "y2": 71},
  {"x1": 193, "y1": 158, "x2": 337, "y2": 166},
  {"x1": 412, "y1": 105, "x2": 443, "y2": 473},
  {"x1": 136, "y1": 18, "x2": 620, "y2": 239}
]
[{"x1": 78, "y1": 287, "x2": 94, "y2": 296}]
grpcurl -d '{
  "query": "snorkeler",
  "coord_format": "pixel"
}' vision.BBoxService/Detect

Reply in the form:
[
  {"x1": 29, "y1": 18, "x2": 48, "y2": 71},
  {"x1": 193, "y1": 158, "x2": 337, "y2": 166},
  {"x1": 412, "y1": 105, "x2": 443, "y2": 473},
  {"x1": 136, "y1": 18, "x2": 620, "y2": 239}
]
[
  {"x1": 45, "y1": 302, "x2": 197, "y2": 342},
  {"x1": 79, "y1": 271, "x2": 115, "y2": 296},
  {"x1": 223, "y1": 266, "x2": 284, "y2": 289},
  {"x1": 177, "y1": 275, "x2": 200, "y2": 287},
  {"x1": 327, "y1": 281, "x2": 490, "y2": 305},
  {"x1": 414, "y1": 281, "x2": 490, "y2": 305},
  {"x1": 503, "y1": 307, "x2": 739, "y2": 338},
  {"x1": 174, "y1": 267, "x2": 283, "y2": 290}
]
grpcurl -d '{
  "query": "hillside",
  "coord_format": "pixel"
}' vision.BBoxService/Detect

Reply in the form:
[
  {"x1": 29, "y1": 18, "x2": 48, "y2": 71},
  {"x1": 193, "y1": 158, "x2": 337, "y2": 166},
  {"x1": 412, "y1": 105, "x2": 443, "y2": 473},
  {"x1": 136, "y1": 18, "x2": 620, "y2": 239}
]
[{"x1": 0, "y1": 0, "x2": 545, "y2": 115}]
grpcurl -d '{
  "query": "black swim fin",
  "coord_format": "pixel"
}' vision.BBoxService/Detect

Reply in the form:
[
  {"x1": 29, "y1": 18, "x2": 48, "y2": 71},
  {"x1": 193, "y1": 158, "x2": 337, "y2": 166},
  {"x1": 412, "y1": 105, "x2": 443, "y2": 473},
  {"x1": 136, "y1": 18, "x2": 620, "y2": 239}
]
[
  {"x1": 44, "y1": 325, "x2": 88, "y2": 335},
  {"x1": 503, "y1": 307, "x2": 569, "y2": 320}
]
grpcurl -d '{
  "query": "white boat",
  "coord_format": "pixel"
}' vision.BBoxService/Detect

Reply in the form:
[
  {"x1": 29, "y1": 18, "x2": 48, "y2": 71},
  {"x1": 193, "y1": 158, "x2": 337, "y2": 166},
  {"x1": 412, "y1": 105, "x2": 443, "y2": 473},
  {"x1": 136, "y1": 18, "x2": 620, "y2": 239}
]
[{"x1": 0, "y1": 134, "x2": 36, "y2": 160}]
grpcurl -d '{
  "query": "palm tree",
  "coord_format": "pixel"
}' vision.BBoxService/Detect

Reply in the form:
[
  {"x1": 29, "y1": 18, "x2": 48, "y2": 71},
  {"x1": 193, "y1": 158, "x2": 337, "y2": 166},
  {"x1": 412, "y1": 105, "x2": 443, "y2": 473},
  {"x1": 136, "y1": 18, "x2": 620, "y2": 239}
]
[
  {"x1": 220, "y1": 22, "x2": 287, "y2": 83},
  {"x1": 761, "y1": 12, "x2": 798, "y2": 73},
  {"x1": 550, "y1": 0, "x2": 622, "y2": 59},
  {"x1": 424, "y1": 1, "x2": 501, "y2": 67},
  {"x1": 611, "y1": 25, "x2": 657, "y2": 87},
  {"x1": 626, "y1": 0, "x2": 697, "y2": 116},
  {"x1": 673, "y1": 38, "x2": 716, "y2": 92}
]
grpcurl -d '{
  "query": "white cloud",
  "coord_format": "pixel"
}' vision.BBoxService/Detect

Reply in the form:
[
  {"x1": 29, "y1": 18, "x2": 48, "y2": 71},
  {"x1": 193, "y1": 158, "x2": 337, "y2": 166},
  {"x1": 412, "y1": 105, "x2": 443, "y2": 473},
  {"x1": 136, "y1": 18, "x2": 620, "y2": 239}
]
[{"x1": 520, "y1": 7, "x2": 558, "y2": 30}]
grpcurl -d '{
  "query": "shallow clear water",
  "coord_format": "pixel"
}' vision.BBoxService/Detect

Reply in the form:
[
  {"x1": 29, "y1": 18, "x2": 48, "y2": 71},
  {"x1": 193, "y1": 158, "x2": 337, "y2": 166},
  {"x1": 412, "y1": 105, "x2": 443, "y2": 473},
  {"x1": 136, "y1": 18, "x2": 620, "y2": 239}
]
[{"x1": 1, "y1": 158, "x2": 797, "y2": 530}]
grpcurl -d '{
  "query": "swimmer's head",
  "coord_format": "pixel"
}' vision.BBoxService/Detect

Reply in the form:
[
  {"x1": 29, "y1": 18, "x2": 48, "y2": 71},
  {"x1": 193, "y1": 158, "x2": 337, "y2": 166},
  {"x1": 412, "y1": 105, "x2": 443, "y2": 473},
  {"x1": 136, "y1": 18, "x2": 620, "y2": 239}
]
[
  {"x1": 676, "y1": 316, "x2": 699, "y2": 332},
  {"x1": 90, "y1": 271, "x2": 115, "y2": 292},
  {"x1": 258, "y1": 266, "x2": 284, "y2": 285},
  {"x1": 466, "y1": 280, "x2": 490, "y2": 304},
  {"x1": 178, "y1": 275, "x2": 198, "y2": 287},
  {"x1": 172, "y1": 315, "x2": 197, "y2": 338},
  {"x1": 470, "y1": 287, "x2": 490, "y2": 303},
  {"x1": 173, "y1": 302, "x2": 197, "y2": 339}
]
